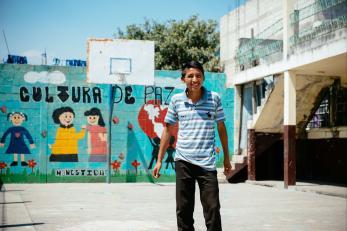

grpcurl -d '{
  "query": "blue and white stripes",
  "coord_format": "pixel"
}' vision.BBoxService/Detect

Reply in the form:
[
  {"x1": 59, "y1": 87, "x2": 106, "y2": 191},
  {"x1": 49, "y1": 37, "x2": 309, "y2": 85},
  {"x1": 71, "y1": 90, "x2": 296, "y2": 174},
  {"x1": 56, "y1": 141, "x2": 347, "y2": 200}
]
[{"x1": 164, "y1": 87, "x2": 225, "y2": 171}]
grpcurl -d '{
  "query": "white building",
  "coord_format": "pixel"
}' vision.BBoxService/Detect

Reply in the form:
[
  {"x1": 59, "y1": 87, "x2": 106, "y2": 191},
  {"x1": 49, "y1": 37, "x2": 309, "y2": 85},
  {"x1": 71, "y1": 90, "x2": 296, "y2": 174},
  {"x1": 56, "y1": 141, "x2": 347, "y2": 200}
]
[{"x1": 220, "y1": 0, "x2": 347, "y2": 187}]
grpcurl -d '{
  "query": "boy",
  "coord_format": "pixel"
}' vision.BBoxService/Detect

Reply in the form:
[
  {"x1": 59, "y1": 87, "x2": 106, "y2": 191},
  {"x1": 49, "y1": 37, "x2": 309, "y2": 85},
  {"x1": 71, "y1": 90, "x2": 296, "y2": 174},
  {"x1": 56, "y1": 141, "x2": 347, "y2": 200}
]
[{"x1": 152, "y1": 61, "x2": 232, "y2": 231}]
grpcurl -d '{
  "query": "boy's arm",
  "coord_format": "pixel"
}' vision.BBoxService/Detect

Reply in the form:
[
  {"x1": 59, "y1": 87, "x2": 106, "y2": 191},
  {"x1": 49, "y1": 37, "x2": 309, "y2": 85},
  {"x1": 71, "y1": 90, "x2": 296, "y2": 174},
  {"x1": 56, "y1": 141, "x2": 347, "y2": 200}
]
[
  {"x1": 152, "y1": 123, "x2": 175, "y2": 178},
  {"x1": 217, "y1": 121, "x2": 232, "y2": 176}
]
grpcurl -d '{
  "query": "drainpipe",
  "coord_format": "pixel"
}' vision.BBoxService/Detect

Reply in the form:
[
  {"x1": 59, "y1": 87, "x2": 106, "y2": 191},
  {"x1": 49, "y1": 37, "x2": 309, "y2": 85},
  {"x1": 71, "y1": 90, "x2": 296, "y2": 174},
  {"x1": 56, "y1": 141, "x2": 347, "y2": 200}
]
[
  {"x1": 107, "y1": 85, "x2": 115, "y2": 183},
  {"x1": 283, "y1": 0, "x2": 295, "y2": 60},
  {"x1": 252, "y1": 81, "x2": 257, "y2": 115},
  {"x1": 237, "y1": 85, "x2": 244, "y2": 155}
]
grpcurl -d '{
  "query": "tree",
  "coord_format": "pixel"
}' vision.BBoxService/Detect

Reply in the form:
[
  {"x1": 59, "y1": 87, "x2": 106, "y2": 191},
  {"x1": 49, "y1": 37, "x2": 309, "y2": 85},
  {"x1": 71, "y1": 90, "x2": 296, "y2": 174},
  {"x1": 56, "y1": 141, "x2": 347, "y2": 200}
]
[{"x1": 114, "y1": 15, "x2": 221, "y2": 72}]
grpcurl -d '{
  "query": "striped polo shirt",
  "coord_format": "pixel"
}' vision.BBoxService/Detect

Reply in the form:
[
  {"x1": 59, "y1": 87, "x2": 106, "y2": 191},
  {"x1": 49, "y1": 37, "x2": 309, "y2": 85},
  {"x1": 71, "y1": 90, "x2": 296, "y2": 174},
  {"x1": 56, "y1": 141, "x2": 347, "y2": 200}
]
[{"x1": 164, "y1": 87, "x2": 225, "y2": 171}]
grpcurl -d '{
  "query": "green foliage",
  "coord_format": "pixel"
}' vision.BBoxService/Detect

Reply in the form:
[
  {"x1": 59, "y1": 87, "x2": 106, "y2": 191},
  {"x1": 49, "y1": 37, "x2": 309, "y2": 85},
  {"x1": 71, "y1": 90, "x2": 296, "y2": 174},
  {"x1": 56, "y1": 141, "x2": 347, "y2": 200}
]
[{"x1": 114, "y1": 15, "x2": 221, "y2": 72}]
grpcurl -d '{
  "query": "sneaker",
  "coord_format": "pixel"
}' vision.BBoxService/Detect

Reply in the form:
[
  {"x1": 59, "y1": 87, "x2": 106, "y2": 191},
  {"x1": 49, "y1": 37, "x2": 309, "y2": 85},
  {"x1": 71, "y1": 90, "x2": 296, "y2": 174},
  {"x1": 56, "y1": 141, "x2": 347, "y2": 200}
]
[
  {"x1": 10, "y1": 161, "x2": 18, "y2": 166},
  {"x1": 21, "y1": 161, "x2": 28, "y2": 166}
]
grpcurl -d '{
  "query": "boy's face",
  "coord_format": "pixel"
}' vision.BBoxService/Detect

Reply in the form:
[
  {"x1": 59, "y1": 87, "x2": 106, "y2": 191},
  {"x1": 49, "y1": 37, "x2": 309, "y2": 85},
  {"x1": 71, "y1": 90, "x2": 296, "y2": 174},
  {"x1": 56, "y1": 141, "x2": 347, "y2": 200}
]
[
  {"x1": 59, "y1": 112, "x2": 74, "y2": 126},
  {"x1": 181, "y1": 68, "x2": 204, "y2": 93}
]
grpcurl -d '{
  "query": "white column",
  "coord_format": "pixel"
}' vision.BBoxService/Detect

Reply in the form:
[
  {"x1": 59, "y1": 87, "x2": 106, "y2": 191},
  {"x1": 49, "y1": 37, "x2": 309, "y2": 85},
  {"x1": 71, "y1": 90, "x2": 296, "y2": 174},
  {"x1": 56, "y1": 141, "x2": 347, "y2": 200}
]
[
  {"x1": 284, "y1": 71, "x2": 296, "y2": 125},
  {"x1": 284, "y1": 70, "x2": 296, "y2": 188}
]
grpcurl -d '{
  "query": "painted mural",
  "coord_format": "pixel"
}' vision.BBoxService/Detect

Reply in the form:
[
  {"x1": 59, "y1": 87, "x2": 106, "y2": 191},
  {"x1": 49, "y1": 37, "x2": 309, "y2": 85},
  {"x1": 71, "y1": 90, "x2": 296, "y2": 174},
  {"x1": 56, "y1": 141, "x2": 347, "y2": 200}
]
[
  {"x1": 0, "y1": 64, "x2": 234, "y2": 183},
  {"x1": 84, "y1": 107, "x2": 108, "y2": 162},
  {"x1": 0, "y1": 112, "x2": 35, "y2": 166}
]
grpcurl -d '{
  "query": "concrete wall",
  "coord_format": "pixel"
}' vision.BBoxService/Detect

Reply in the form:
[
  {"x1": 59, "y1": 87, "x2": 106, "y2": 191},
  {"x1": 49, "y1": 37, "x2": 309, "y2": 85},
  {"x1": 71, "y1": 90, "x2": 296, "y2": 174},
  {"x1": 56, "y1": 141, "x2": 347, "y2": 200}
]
[
  {"x1": 220, "y1": 0, "x2": 283, "y2": 77},
  {"x1": 221, "y1": 0, "x2": 347, "y2": 85},
  {"x1": 0, "y1": 64, "x2": 234, "y2": 183},
  {"x1": 220, "y1": 0, "x2": 283, "y2": 155}
]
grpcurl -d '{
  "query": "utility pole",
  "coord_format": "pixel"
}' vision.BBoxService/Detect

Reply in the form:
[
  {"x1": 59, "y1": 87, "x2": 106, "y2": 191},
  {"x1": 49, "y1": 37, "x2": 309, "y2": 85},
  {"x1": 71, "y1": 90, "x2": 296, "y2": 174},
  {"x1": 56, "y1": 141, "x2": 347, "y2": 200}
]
[
  {"x1": 2, "y1": 30, "x2": 10, "y2": 55},
  {"x1": 42, "y1": 49, "x2": 47, "y2": 65}
]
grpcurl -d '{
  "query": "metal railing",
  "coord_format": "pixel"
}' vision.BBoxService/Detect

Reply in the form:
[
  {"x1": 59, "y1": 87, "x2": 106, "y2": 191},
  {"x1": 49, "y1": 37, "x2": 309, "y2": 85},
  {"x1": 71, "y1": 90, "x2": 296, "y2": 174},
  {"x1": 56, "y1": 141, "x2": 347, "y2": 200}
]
[
  {"x1": 235, "y1": 0, "x2": 347, "y2": 72},
  {"x1": 290, "y1": 0, "x2": 346, "y2": 25},
  {"x1": 290, "y1": 0, "x2": 347, "y2": 47},
  {"x1": 236, "y1": 19, "x2": 283, "y2": 70}
]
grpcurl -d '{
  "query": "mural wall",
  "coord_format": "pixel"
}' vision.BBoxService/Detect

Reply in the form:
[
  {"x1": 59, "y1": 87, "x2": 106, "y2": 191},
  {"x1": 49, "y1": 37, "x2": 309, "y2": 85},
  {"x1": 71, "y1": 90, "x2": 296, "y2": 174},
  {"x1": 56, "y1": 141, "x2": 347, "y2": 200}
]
[{"x1": 0, "y1": 64, "x2": 234, "y2": 183}]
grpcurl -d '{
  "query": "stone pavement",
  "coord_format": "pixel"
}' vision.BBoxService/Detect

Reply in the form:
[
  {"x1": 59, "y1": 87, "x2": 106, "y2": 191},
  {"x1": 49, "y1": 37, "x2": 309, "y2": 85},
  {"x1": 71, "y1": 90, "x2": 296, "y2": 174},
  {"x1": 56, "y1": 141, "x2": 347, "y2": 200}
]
[
  {"x1": 0, "y1": 182, "x2": 346, "y2": 231},
  {"x1": 246, "y1": 180, "x2": 347, "y2": 198}
]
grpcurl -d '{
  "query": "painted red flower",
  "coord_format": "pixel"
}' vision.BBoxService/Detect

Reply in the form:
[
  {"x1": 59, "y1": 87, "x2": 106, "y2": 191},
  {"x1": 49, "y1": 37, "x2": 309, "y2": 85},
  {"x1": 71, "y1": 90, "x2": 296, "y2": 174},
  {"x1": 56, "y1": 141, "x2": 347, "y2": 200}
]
[
  {"x1": 28, "y1": 159, "x2": 37, "y2": 173},
  {"x1": 112, "y1": 116, "x2": 119, "y2": 124},
  {"x1": 111, "y1": 160, "x2": 121, "y2": 173},
  {"x1": 131, "y1": 160, "x2": 140, "y2": 174},
  {"x1": 0, "y1": 162, "x2": 7, "y2": 174},
  {"x1": 1, "y1": 105, "x2": 6, "y2": 113}
]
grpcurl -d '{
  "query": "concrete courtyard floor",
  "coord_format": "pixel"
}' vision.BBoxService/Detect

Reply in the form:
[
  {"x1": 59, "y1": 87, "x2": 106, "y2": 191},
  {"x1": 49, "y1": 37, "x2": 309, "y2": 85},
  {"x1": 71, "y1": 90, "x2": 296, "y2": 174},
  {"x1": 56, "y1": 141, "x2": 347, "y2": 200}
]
[{"x1": 1, "y1": 182, "x2": 346, "y2": 231}]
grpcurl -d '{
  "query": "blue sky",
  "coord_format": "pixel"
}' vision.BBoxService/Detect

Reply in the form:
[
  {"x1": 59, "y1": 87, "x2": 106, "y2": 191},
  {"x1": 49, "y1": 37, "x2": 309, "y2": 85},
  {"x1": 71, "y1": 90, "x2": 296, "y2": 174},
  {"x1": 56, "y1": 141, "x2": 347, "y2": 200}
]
[{"x1": 0, "y1": 0, "x2": 243, "y2": 65}]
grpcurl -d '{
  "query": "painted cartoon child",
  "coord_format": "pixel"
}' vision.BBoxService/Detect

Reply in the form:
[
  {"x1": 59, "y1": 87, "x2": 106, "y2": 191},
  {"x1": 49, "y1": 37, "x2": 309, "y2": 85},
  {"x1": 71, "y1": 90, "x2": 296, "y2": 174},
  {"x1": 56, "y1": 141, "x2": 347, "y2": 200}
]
[
  {"x1": 148, "y1": 136, "x2": 160, "y2": 169},
  {"x1": 49, "y1": 107, "x2": 85, "y2": 162},
  {"x1": 165, "y1": 136, "x2": 176, "y2": 169},
  {"x1": 0, "y1": 112, "x2": 35, "y2": 166},
  {"x1": 84, "y1": 108, "x2": 108, "y2": 162}
]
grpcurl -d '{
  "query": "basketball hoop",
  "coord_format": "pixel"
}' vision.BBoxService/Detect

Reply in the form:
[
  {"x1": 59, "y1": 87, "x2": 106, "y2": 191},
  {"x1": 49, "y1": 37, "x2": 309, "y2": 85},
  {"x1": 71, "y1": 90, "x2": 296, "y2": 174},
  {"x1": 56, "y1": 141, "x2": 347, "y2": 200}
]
[
  {"x1": 87, "y1": 39, "x2": 154, "y2": 85},
  {"x1": 86, "y1": 38, "x2": 155, "y2": 184}
]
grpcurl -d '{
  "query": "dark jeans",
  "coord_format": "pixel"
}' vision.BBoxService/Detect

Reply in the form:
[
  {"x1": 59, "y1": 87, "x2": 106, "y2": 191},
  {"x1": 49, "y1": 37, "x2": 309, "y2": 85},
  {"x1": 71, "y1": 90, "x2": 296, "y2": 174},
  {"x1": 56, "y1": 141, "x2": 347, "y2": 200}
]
[{"x1": 176, "y1": 160, "x2": 222, "y2": 231}]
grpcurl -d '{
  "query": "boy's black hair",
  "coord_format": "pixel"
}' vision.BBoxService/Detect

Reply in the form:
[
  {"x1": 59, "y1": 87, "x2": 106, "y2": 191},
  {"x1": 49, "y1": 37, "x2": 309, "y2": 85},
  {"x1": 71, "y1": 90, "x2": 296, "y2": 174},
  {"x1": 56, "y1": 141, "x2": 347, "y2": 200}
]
[
  {"x1": 84, "y1": 107, "x2": 105, "y2": 127},
  {"x1": 52, "y1": 107, "x2": 75, "y2": 124},
  {"x1": 181, "y1": 61, "x2": 204, "y2": 79}
]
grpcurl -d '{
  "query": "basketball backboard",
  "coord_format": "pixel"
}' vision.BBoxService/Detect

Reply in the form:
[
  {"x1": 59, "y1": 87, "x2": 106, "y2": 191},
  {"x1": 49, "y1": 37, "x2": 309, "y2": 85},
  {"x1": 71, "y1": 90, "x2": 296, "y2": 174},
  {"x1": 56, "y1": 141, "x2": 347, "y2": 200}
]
[{"x1": 87, "y1": 39, "x2": 155, "y2": 85}]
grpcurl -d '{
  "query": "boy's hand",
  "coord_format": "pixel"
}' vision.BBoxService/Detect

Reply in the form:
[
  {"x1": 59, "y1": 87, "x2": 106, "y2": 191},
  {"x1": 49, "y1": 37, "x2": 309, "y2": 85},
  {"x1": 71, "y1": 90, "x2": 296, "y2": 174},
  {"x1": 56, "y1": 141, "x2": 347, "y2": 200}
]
[
  {"x1": 152, "y1": 162, "x2": 162, "y2": 179},
  {"x1": 223, "y1": 159, "x2": 232, "y2": 177}
]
